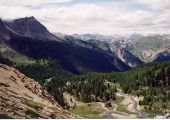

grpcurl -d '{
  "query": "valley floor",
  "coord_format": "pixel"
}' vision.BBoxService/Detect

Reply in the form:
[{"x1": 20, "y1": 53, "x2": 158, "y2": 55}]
[
  {"x1": 101, "y1": 90, "x2": 148, "y2": 119},
  {"x1": 69, "y1": 90, "x2": 148, "y2": 119}
]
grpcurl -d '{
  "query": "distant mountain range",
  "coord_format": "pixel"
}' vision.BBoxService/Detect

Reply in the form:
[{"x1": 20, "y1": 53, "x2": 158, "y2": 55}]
[
  {"x1": 125, "y1": 34, "x2": 170, "y2": 62},
  {"x1": 72, "y1": 33, "x2": 122, "y2": 43},
  {"x1": 0, "y1": 17, "x2": 130, "y2": 74},
  {"x1": 72, "y1": 33, "x2": 170, "y2": 63},
  {"x1": 0, "y1": 16, "x2": 169, "y2": 74}
]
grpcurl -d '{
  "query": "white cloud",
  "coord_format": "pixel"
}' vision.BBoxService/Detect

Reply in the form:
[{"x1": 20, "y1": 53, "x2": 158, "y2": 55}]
[
  {"x1": 0, "y1": 0, "x2": 170, "y2": 35},
  {"x1": 0, "y1": 0, "x2": 71, "y2": 6},
  {"x1": 133, "y1": 0, "x2": 170, "y2": 10}
]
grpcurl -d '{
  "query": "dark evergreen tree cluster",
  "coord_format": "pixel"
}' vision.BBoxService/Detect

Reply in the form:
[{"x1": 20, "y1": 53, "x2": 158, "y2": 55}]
[
  {"x1": 0, "y1": 54, "x2": 13, "y2": 66},
  {"x1": 16, "y1": 59, "x2": 72, "y2": 85},
  {"x1": 64, "y1": 74, "x2": 117, "y2": 102},
  {"x1": 59, "y1": 61, "x2": 170, "y2": 110}
]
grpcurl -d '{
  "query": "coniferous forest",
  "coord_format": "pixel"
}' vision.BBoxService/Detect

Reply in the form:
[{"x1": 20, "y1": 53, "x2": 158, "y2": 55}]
[
  {"x1": 0, "y1": 54, "x2": 169, "y2": 113},
  {"x1": 13, "y1": 57, "x2": 170, "y2": 112}
]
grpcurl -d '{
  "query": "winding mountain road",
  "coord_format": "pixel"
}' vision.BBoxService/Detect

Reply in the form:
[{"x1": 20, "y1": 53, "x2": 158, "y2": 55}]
[
  {"x1": 101, "y1": 91, "x2": 147, "y2": 119},
  {"x1": 129, "y1": 96, "x2": 147, "y2": 118}
]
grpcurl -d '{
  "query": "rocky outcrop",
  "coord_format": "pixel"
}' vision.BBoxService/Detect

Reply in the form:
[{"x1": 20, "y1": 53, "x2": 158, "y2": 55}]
[{"x1": 0, "y1": 64, "x2": 77, "y2": 119}]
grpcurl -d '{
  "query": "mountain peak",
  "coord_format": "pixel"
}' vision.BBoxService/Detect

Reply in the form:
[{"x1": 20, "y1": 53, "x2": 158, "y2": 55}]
[
  {"x1": 23, "y1": 16, "x2": 37, "y2": 21},
  {"x1": 14, "y1": 16, "x2": 38, "y2": 23},
  {"x1": 6, "y1": 17, "x2": 59, "y2": 41},
  {"x1": 27, "y1": 16, "x2": 35, "y2": 19}
]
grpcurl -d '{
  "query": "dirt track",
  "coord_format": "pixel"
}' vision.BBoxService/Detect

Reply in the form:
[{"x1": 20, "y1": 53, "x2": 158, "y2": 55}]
[{"x1": 101, "y1": 90, "x2": 147, "y2": 119}]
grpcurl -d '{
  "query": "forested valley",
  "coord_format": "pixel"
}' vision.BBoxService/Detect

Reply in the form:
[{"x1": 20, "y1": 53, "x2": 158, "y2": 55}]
[{"x1": 0, "y1": 54, "x2": 169, "y2": 115}]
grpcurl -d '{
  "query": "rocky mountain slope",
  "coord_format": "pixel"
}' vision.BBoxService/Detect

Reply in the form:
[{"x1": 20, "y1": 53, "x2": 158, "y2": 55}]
[
  {"x1": 0, "y1": 64, "x2": 76, "y2": 119},
  {"x1": 109, "y1": 44, "x2": 143, "y2": 67}
]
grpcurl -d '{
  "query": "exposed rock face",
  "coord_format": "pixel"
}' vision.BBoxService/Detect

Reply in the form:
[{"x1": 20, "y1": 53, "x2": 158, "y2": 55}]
[
  {"x1": 0, "y1": 64, "x2": 76, "y2": 119},
  {"x1": 109, "y1": 44, "x2": 143, "y2": 67},
  {"x1": 5, "y1": 17, "x2": 60, "y2": 41}
]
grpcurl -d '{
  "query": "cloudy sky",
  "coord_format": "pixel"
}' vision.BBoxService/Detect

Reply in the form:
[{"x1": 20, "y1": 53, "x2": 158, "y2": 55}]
[{"x1": 0, "y1": 0, "x2": 170, "y2": 35}]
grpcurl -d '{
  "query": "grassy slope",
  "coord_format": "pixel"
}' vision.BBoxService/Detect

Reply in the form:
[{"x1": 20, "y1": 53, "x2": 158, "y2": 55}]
[{"x1": 70, "y1": 102, "x2": 105, "y2": 118}]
